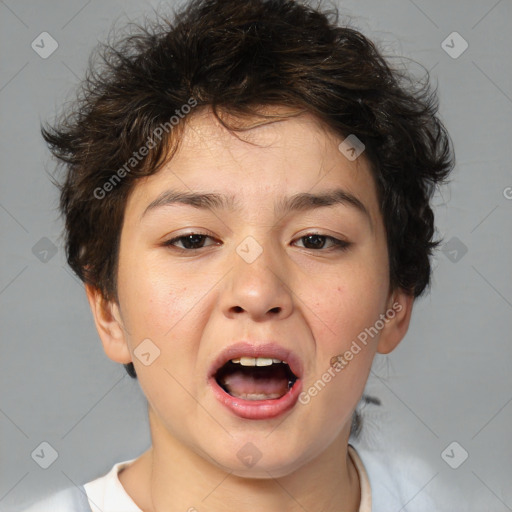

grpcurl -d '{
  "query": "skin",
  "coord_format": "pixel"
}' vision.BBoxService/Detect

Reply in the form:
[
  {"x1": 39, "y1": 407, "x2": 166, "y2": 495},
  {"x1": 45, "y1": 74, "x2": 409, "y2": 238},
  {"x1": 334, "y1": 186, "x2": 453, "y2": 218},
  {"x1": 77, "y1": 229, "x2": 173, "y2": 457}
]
[{"x1": 86, "y1": 106, "x2": 414, "y2": 512}]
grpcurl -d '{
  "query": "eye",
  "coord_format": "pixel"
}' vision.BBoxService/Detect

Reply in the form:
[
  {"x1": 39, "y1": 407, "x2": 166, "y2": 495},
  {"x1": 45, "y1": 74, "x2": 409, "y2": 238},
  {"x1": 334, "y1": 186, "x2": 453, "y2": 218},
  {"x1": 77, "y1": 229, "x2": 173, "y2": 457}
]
[
  {"x1": 293, "y1": 233, "x2": 351, "y2": 251},
  {"x1": 163, "y1": 232, "x2": 350, "y2": 252},
  {"x1": 163, "y1": 233, "x2": 219, "y2": 250}
]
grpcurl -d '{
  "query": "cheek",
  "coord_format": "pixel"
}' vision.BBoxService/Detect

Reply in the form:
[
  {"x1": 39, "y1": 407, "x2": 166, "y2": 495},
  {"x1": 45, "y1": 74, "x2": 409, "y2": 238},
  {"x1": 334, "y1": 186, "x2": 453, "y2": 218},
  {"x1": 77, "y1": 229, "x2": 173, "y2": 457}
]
[
  {"x1": 307, "y1": 268, "x2": 387, "y2": 353},
  {"x1": 118, "y1": 253, "x2": 204, "y2": 337},
  {"x1": 298, "y1": 278, "x2": 383, "y2": 428},
  {"x1": 118, "y1": 262, "x2": 209, "y2": 411}
]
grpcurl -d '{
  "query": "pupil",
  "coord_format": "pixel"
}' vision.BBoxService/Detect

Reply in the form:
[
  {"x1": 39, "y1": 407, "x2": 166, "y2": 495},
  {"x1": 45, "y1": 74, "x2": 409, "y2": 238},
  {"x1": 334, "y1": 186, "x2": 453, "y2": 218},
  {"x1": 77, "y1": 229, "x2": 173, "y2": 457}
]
[
  {"x1": 183, "y1": 234, "x2": 205, "y2": 249},
  {"x1": 304, "y1": 234, "x2": 324, "y2": 249}
]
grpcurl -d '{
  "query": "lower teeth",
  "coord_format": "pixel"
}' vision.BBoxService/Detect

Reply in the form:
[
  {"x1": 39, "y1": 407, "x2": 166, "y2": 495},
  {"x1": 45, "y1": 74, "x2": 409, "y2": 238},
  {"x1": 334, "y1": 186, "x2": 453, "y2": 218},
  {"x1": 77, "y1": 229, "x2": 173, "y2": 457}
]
[{"x1": 235, "y1": 392, "x2": 282, "y2": 400}]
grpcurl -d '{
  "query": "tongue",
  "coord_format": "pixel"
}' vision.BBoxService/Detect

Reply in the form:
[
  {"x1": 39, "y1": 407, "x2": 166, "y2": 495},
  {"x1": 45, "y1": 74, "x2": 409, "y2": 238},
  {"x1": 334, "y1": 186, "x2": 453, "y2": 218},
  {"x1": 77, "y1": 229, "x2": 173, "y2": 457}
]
[{"x1": 219, "y1": 366, "x2": 290, "y2": 400}]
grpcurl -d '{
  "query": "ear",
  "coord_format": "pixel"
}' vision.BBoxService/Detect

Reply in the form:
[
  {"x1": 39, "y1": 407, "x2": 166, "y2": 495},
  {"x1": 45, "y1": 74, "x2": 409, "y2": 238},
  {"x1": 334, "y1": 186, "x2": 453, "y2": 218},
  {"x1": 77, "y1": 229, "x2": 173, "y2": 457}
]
[
  {"x1": 84, "y1": 283, "x2": 132, "y2": 364},
  {"x1": 376, "y1": 288, "x2": 415, "y2": 354}
]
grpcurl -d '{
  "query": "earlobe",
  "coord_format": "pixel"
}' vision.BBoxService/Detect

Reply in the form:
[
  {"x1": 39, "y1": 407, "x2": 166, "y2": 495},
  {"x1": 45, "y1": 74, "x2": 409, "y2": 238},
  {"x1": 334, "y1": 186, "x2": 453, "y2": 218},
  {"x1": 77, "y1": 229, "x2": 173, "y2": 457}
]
[
  {"x1": 84, "y1": 284, "x2": 133, "y2": 364},
  {"x1": 376, "y1": 289, "x2": 415, "y2": 354}
]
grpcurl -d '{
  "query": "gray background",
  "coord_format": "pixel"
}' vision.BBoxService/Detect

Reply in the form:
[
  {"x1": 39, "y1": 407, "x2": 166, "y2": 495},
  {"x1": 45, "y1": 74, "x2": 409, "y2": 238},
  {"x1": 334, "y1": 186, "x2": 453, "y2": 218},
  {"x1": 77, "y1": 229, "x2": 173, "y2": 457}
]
[{"x1": 1, "y1": 0, "x2": 511, "y2": 510}]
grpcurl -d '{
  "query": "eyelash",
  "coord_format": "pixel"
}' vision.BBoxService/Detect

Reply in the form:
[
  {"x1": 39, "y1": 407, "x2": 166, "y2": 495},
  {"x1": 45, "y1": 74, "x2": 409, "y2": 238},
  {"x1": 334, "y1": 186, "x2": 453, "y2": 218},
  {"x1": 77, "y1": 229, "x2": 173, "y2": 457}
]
[{"x1": 163, "y1": 232, "x2": 351, "y2": 252}]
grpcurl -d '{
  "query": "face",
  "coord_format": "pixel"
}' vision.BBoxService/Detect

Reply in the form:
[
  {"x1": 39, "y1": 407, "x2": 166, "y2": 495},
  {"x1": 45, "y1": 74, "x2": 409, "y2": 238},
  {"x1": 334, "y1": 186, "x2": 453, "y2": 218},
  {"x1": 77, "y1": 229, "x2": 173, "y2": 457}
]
[{"x1": 89, "y1": 106, "x2": 412, "y2": 478}]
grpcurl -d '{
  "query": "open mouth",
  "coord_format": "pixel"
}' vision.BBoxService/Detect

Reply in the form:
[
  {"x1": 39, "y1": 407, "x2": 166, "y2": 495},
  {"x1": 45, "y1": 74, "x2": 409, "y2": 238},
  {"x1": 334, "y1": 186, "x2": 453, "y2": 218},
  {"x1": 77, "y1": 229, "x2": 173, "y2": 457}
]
[
  {"x1": 214, "y1": 357, "x2": 298, "y2": 401},
  {"x1": 208, "y1": 343, "x2": 304, "y2": 419}
]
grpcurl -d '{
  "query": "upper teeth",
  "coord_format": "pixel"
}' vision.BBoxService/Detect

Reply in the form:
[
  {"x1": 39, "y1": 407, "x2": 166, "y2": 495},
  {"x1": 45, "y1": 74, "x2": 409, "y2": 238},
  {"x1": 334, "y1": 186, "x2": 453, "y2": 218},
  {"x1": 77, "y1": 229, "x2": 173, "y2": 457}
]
[{"x1": 231, "y1": 357, "x2": 284, "y2": 366}]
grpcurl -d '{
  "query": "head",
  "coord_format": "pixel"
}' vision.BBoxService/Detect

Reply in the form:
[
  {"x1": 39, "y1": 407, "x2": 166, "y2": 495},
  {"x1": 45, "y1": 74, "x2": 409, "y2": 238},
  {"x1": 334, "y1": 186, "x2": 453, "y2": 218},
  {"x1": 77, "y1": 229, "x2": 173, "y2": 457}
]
[{"x1": 43, "y1": 0, "x2": 453, "y2": 475}]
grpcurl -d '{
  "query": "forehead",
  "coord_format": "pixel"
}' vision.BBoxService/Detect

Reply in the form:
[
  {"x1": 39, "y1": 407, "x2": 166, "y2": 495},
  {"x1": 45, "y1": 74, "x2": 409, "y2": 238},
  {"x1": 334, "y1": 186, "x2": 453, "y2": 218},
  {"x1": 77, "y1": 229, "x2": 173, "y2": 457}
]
[
  {"x1": 125, "y1": 107, "x2": 382, "y2": 228},
  {"x1": 176, "y1": 107, "x2": 358, "y2": 172}
]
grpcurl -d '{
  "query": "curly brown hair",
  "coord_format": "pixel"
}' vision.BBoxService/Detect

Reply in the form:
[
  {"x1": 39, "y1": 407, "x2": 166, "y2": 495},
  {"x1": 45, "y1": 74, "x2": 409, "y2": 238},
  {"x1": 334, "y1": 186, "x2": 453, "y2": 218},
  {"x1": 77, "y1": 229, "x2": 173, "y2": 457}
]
[{"x1": 41, "y1": 0, "x2": 454, "y2": 434}]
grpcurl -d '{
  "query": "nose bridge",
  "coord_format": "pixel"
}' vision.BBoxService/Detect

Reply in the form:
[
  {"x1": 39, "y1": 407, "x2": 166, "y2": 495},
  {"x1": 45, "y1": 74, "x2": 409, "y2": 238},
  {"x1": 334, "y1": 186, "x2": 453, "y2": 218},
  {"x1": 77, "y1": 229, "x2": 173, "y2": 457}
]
[{"x1": 222, "y1": 233, "x2": 293, "y2": 319}]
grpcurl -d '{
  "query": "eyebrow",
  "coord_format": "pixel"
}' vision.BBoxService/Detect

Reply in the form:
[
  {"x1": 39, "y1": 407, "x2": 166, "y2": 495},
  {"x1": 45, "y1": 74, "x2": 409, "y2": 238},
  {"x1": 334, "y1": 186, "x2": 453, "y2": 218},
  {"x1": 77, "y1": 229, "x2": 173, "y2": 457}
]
[{"x1": 141, "y1": 188, "x2": 373, "y2": 230}]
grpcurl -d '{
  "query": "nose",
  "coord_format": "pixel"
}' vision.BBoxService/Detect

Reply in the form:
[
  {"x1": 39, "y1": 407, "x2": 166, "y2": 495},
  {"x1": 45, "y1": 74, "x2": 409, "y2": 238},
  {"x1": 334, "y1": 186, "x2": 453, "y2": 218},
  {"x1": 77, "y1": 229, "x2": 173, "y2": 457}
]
[{"x1": 220, "y1": 239, "x2": 294, "y2": 322}]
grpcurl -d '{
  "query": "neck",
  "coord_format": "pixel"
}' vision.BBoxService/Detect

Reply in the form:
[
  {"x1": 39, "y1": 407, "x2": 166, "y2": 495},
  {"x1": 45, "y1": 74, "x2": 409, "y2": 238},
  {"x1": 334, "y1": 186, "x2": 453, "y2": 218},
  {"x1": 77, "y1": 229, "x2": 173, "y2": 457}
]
[{"x1": 120, "y1": 407, "x2": 361, "y2": 512}]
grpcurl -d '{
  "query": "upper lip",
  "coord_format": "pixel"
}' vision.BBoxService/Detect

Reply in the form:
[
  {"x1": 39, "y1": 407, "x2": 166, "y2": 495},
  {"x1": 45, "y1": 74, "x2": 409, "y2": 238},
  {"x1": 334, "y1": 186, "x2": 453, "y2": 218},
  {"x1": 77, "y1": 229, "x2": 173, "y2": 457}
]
[{"x1": 208, "y1": 341, "x2": 303, "y2": 381}]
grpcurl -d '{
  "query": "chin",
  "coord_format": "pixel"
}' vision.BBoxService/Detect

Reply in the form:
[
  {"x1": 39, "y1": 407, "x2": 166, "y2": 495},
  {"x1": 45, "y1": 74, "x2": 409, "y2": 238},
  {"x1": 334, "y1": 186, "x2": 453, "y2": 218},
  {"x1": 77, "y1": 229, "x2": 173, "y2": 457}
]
[{"x1": 198, "y1": 435, "x2": 309, "y2": 479}]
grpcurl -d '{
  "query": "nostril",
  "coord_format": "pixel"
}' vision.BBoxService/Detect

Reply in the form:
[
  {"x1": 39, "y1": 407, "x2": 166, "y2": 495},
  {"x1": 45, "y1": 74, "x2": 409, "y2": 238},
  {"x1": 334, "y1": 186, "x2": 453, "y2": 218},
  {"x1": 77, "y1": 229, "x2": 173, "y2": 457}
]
[{"x1": 229, "y1": 305, "x2": 281, "y2": 315}]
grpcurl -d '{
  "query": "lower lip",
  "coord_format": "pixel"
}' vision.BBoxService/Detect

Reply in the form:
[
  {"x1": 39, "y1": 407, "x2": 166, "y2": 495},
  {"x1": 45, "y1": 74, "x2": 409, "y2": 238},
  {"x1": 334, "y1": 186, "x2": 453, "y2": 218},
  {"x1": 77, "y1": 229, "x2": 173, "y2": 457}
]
[{"x1": 209, "y1": 376, "x2": 303, "y2": 420}]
